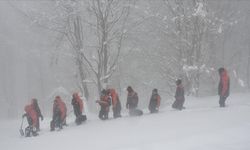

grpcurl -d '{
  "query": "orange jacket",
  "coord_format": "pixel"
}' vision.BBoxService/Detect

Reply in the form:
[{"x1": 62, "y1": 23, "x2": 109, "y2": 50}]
[
  {"x1": 73, "y1": 93, "x2": 84, "y2": 113},
  {"x1": 108, "y1": 89, "x2": 119, "y2": 107},
  {"x1": 54, "y1": 97, "x2": 67, "y2": 120},
  {"x1": 218, "y1": 70, "x2": 230, "y2": 97},
  {"x1": 156, "y1": 95, "x2": 161, "y2": 108},
  {"x1": 221, "y1": 71, "x2": 229, "y2": 96},
  {"x1": 24, "y1": 104, "x2": 38, "y2": 127}
]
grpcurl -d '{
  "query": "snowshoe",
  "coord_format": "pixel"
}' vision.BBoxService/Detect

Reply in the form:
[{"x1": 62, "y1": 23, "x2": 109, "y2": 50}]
[{"x1": 25, "y1": 126, "x2": 37, "y2": 137}]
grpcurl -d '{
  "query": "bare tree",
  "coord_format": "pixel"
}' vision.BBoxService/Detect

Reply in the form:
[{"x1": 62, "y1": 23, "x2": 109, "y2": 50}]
[
  {"x1": 80, "y1": 0, "x2": 133, "y2": 95},
  {"x1": 11, "y1": 0, "x2": 91, "y2": 100}
]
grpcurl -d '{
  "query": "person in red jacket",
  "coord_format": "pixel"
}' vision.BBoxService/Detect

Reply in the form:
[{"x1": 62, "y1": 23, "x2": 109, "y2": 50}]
[
  {"x1": 172, "y1": 79, "x2": 185, "y2": 110},
  {"x1": 71, "y1": 93, "x2": 87, "y2": 125},
  {"x1": 126, "y1": 86, "x2": 143, "y2": 116},
  {"x1": 148, "y1": 89, "x2": 161, "y2": 113},
  {"x1": 107, "y1": 88, "x2": 122, "y2": 118},
  {"x1": 22, "y1": 102, "x2": 39, "y2": 137},
  {"x1": 96, "y1": 89, "x2": 111, "y2": 120},
  {"x1": 218, "y1": 67, "x2": 230, "y2": 107},
  {"x1": 50, "y1": 96, "x2": 67, "y2": 131},
  {"x1": 31, "y1": 99, "x2": 43, "y2": 131}
]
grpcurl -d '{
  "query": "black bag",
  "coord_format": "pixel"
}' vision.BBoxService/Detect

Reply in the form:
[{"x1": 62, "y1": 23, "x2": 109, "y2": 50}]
[{"x1": 129, "y1": 109, "x2": 143, "y2": 116}]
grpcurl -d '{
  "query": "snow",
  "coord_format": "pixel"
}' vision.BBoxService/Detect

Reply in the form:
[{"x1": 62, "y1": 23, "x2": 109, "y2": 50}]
[
  {"x1": 47, "y1": 86, "x2": 71, "y2": 103},
  {"x1": 183, "y1": 64, "x2": 198, "y2": 71},
  {"x1": 218, "y1": 24, "x2": 223, "y2": 33},
  {"x1": 193, "y1": 2, "x2": 207, "y2": 18},
  {"x1": 238, "y1": 79, "x2": 245, "y2": 87},
  {"x1": 1, "y1": 93, "x2": 250, "y2": 150},
  {"x1": 233, "y1": 70, "x2": 246, "y2": 87}
]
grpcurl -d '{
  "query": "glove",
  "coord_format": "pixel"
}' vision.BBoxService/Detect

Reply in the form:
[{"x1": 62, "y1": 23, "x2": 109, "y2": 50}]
[
  {"x1": 41, "y1": 115, "x2": 44, "y2": 121},
  {"x1": 22, "y1": 114, "x2": 26, "y2": 118}
]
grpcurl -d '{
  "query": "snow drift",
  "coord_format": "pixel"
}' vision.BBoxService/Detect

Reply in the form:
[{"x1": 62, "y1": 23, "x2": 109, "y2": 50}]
[{"x1": 1, "y1": 93, "x2": 250, "y2": 150}]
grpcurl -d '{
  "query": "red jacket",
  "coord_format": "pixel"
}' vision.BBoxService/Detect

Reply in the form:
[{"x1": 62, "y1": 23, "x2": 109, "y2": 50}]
[
  {"x1": 74, "y1": 93, "x2": 84, "y2": 113},
  {"x1": 218, "y1": 70, "x2": 230, "y2": 97},
  {"x1": 108, "y1": 89, "x2": 119, "y2": 107},
  {"x1": 24, "y1": 104, "x2": 38, "y2": 127},
  {"x1": 53, "y1": 96, "x2": 67, "y2": 120}
]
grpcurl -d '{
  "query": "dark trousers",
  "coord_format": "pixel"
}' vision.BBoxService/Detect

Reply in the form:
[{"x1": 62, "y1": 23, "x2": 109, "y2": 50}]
[
  {"x1": 25, "y1": 116, "x2": 38, "y2": 137},
  {"x1": 50, "y1": 115, "x2": 62, "y2": 131},
  {"x1": 113, "y1": 104, "x2": 122, "y2": 118},
  {"x1": 172, "y1": 99, "x2": 185, "y2": 110},
  {"x1": 219, "y1": 96, "x2": 227, "y2": 107},
  {"x1": 75, "y1": 115, "x2": 87, "y2": 125},
  {"x1": 99, "y1": 107, "x2": 109, "y2": 120}
]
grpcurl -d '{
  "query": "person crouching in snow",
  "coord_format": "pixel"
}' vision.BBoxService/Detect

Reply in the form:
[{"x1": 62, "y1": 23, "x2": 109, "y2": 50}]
[
  {"x1": 107, "y1": 88, "x2": 122, "y2": 118},
  {"x1": 72, "y1": 93, "x2": 87, "y2": 125},
  {"x1": 50, "y1": 96, "x2": 67, "y2": 131},
  {"x1": 22, "y1": 102, "x2": 39, "y2": 137},
  {"x1": 148, "y1": 89, "x2": 161, "y2": 113},
  {"x1": 218, "y1": 67, "x2": 230, "y2": 107},
  {"x1": 172, "y1": 79, "x2": 185, "y2": 110},
  {"x1": 126, "y1": 86, "x2": 143, "y2": 116},
  {"x1": 96, "y1": 89, "x2": 111, "y2": 120},
  {"x1": 31, "y1": 98, "x2": 43, "y2": 131}
]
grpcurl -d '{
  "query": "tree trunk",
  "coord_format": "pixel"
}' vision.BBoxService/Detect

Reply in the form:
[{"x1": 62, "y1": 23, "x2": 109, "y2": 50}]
[
  {"x1": 247, "y1": 45, "x2": 250, "y2": 90},
  {"x1": 74, "y1": 16, "x2": 90, "y2": 100}
]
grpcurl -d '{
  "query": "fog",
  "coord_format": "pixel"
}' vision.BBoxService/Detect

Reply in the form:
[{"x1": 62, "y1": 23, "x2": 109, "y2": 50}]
[{"x1": 0, "y1": 0, "x2": 249, "y2": 119}]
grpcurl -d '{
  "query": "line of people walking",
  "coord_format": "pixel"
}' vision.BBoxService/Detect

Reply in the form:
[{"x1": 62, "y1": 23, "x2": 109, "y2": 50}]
[
  {"x1": 22, "y1": 93, "x2": 87, "y2": 137},
  {"x1": 21, "y1": 67, "x2": 230, "y2": 137}
]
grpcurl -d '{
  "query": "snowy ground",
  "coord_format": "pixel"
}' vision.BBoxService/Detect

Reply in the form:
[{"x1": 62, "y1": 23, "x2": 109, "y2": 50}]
[{"x1": 1, "y1": 93, "x2": 250, "y2": 150}]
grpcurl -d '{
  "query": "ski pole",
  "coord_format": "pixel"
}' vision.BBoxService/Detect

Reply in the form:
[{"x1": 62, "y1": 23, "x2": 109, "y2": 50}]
[
  {"x1": 19, "y1": 117, "x2": 25, "y2": 136},
  {"x1": 20, "y1": 117, "x2": 24, "y2": 129}
]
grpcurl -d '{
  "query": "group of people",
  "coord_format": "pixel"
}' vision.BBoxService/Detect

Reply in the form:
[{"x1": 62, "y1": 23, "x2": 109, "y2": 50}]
[
  {"x1": 21, "y1": 67, "x2": 230, "y2": 137},
  {"x1": 22, "y1": 93, "x2": 86, "y2": 137},
  {"x1": 95, "y1": 86, "x2": 162, "y2": 120}
]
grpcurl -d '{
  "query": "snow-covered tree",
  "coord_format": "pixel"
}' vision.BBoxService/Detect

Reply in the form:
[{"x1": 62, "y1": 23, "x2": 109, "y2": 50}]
[{"x1": 81, "y1": 0, "x2": 133, "y2": 95}]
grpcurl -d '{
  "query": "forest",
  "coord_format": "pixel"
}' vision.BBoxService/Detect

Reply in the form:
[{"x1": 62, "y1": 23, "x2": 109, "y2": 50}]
[{"x1": 0, "y1": 0, "x2": 249, "y2": 119}]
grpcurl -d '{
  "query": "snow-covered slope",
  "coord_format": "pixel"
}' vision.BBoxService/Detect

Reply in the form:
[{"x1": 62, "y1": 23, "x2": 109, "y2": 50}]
[{"x1": 1, "y1": 93, "x2": 250, "y2": 150}]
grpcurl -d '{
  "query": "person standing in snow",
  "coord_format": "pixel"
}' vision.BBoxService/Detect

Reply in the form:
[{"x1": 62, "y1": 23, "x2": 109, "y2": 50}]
[
  {"x1": 71, "y1": 93, "x2": 87, "y2": 125},
  {"x1": 50, "y1": 96, "x2": 67, "y2": 131},
  {"x1": 218, "y1": 67, "x2": 230, "y2": 107},
  {"x1": 126, "y1": 86, "x2": 143, "y2": 116},
  {"x1": 22, "y1": 101, "x2": 39, "y2": 137},
  {"x1": 96, "y1": 89, "x2": 111, "y2": 120},
  {"x1": 107, "y1": 88, "x2": 122, "y2": 118},
  {"x1": 148, "y1": 89, "x2": 161, "y2": 113},
  {"x1": 31, "y1": 98, "x2": 43, "y2": 131},
  {"x1": 172, "y1": 79, "x2": 185, "y2": 110}
]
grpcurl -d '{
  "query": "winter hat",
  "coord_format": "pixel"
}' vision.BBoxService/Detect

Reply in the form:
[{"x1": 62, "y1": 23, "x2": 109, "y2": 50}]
[
  {"x1": 32, "y1": 98, "x2": 38, "y2": 104},
  {"x1": 218, "y1": 67, "x2": 225, "y2": 75},
  {"x1": 127, "y1": 86, "x2": 133, "y2": 92},
  {"x1": 176, "y1": 79, "x2": 182, "y2": 85},
  {"x1": 153, "y1": 89, "x2": 158, "y2": 93},
  {"x1": 101, "y1": 89, "x2": 107, "y2": 95},
  {"x1": 73, "y1": 92, "x2": 78, "y2": 98}
]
